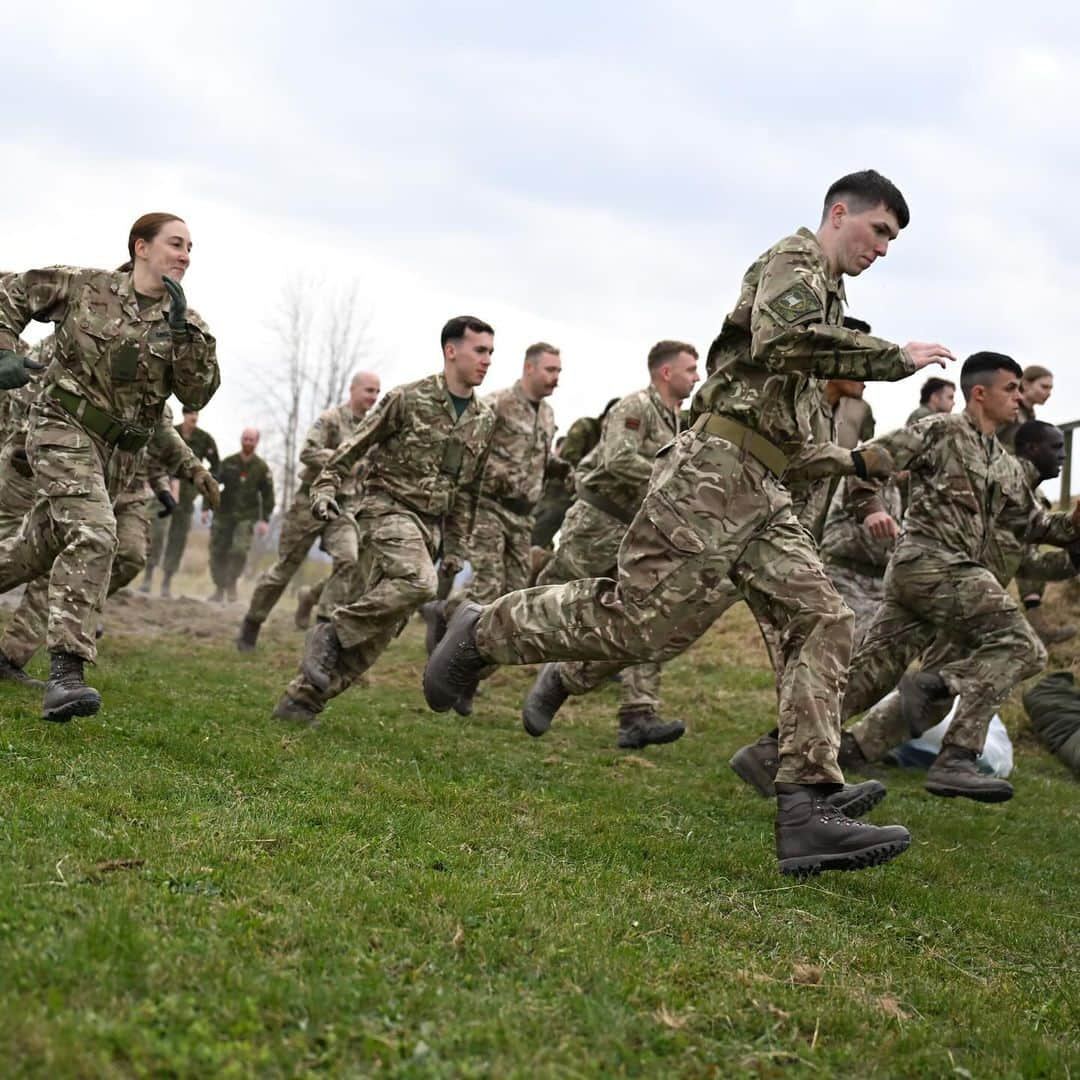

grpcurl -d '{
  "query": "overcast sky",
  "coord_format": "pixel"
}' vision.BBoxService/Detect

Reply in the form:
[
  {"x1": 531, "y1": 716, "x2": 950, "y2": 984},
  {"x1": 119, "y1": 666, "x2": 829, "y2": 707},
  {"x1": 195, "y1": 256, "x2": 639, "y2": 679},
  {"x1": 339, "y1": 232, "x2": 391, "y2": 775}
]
[{"x1": 5, "y1": 2, "x2": 1079, "y2": 490}]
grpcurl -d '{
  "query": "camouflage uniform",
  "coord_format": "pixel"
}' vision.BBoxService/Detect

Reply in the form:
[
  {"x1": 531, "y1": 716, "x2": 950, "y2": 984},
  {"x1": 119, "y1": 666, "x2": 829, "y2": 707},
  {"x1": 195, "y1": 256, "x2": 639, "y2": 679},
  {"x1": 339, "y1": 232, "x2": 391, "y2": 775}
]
[
  {"x1": 820, "y1": 476, "x2": 903, "y2": 645},
  {"x1": 451, "y1": 380, "x2": 555, "y2": 607},
  {"x1": 473, "y1": 228, "x2": 915, "y2": 785},
  {"x1": 245, "y1": 403, "x2": 366, "y2": 625},
  {"x1": 0, "y1": 409, "x2": 203, "y2": 666},
  {"x1": 209, "y1": 452, "x2": 275, "y2": 593},
  {"x1": 838, "y1": 414, "x2": 1078, "y2": 759},
  {"x1": 282, "y1": 373, "x2": 495, "y2": 715},
  {"x1": 537, "y1": 386, "x2": 681, "y2": 711},
  {"x1": 998, "y1": 402, "x2": 1046, "y2": 609},
  {"x1": 0, "y1": 268, "x2": 217, "y2": 661},
  {"x1": 147, "y1": 423, "x2": 219, "y2": 578},
  {"x1": 905, "y1": 404, "x2": 934, "y2": 426},
  {"x1": 0, "y1": 338, "x2": 50, "y2": 539}
]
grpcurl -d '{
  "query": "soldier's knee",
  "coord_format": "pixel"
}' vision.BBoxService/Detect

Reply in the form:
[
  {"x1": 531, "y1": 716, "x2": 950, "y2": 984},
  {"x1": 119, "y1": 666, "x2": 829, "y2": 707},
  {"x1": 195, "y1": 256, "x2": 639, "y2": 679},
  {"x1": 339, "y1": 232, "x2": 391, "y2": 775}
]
[
  {"x1": 1019, "y1": 629, "x2": 1048, "y2": 679},
  {"x1": 405, "y1": 563, "x2": 439, "y2": 606}
]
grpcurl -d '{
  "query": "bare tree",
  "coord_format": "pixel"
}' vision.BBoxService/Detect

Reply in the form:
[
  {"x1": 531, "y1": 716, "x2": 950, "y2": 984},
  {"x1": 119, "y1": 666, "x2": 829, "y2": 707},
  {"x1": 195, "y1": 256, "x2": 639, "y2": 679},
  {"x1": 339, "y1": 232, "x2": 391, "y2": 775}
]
[{"x1": 257, "y1": 276, "x2": 375, "y2": 513}]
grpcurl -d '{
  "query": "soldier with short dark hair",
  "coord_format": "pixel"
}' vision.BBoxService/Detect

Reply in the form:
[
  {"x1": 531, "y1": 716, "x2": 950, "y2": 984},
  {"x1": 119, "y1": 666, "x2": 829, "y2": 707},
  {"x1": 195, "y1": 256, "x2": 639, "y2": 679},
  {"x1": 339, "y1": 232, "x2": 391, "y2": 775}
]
[
  {"x1": 425, "y1": 170, "x2": 953, "y2": 876},
  {"x1": 907, "y1": 376, "x2": 955, "y2": 425}
]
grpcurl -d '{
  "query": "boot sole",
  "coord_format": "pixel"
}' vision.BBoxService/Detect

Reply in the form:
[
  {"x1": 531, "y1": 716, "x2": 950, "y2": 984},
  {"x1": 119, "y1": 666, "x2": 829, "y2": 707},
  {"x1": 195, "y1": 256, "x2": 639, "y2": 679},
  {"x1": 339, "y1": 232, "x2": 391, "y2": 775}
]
[
  {"x1": 42, "y1": 694, "x2": 102, "y2": 724},
  {"x1": 830, "y1": 781, "x2": 887, "y2": 818},
  {"x1": 618, "y1": 725, "x2": 685, "y2": 750},
  {"x1": 728, "y1": 746, "x2": 777, "y2": 798},
  {"x1": 779, "y1": 835, "x2": 911, "y2": 877},
  {"x1": 924, "y1": 781, "x2": 1013, "y2": 803}
]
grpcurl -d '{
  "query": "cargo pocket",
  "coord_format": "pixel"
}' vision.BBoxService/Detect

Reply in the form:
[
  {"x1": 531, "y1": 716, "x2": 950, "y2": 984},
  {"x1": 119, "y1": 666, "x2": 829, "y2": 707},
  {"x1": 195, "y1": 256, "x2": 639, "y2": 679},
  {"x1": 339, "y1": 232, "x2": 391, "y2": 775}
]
[{"x1": 27, "y1": 419, "x2": 98, "y2": 498}]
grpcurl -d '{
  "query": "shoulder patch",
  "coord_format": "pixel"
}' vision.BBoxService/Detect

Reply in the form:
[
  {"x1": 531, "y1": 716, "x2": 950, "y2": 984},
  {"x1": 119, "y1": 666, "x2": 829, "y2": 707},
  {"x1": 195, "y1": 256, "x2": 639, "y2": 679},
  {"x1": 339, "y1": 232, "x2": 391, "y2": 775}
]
[
  {"x1": 625, "y1": 417, "x2": 641, "y2": 430},
  {"x1": 768, "y1": 280, "x2": 822, "y2": 324}
]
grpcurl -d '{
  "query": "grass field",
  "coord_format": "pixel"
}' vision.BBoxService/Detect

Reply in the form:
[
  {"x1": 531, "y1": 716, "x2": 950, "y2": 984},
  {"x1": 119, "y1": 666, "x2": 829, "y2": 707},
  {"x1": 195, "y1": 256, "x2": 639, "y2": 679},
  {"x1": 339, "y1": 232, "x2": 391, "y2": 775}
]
[{"x1": 0, "y1": 581, "x2": 1077, "y2": 1077}]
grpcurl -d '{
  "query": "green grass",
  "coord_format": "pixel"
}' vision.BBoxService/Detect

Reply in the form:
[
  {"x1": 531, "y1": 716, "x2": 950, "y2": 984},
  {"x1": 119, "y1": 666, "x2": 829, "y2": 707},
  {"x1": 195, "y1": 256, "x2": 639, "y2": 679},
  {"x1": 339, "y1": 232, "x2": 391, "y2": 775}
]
[{"x1": 0, "y1": 599, "x2": 1076, "y2": 1077}]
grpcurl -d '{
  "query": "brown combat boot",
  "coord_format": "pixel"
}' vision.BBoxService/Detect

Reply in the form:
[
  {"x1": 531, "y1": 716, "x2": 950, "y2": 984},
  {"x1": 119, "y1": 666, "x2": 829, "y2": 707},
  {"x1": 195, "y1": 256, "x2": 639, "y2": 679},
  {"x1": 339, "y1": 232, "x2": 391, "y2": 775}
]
[
  {"x1": 522, "y1": 663, "x2": 569, "y2": 737},
  {"x1": 616, "y1": 705, "x2": 685, "y2": 749},
  {"x1": 236, "y1": 617, "x2": 261, "y2": 653},
  {"x1": 423, "y1": 602, "x2": 487, "y2": 713},
  {"x1": 775, "y1": 783, "x2": 910, "y2": 877},
  {"x1": 1024, "y1": 603, "x2": 1077, "y2": 646},
  {"x1": 294, "y1": 586, "x2": 316, "y2": 630},
  {"x1": 272, "y1": 694, "x2": 320, "y2": 727},
  {"x1": 924, "y1": 744, "x2": 1014, "y2": 803},
  {"x1": 301, "y1": 620, "x2": 342, "y2": 693},
  {"x1": 42, "y1": 651, "x2": 102, "y2": 723},
  {"x1": 729, "y1": 734, "x2": 780, "y2": 796},
  {"x1": 0, "y1": 650, "x2": 45, "y2": 691}
]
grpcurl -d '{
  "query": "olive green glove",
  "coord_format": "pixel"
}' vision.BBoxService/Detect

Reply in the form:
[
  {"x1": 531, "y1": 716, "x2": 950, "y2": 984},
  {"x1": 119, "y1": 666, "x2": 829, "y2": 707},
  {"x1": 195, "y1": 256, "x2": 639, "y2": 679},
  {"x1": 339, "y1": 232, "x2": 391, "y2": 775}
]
[
  {"x1": 193, "y1": 469, "x2": 221, "y2": 511},
  {"x1": 0, "y1": 349, "x2": 44, "y2": 390},
  {"x1": 161, "y1": 276, "x2": 189, "y2": 341}
]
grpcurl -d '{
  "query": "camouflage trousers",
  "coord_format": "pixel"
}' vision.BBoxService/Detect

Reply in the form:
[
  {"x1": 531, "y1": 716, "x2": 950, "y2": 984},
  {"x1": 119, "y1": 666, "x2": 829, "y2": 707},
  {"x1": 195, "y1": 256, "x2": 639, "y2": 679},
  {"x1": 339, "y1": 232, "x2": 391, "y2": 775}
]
[
  {"x1": 246, "y1": 491, "x2": 359, "y2": 624},
  {"x1": 475, "y1": 430, "x2": 854, "y2": 785},
  {"x1": 844, "y1": 547, "x2": 1046, "y2": 758},
  {"x1": 536, "y1": 499, "x2": 662, "y2": 711},
  {"x1": 147, "y1": 500, "x2": 196, "y2": 578},
  {"x1": 209, "y1": 514, "x2": 258, "y2": 590},
  {"x1": 285, "y1": 509, "x2": 439, "y2": 715},
  {"x1": 0, "y1": 408, "x2": 135, "y2": 663},
  {"x1": 455, "y1": 500, "x2": 533, "y2": 607},
  {"x1": 823, "y1": 559, "x2": 885, "y2": 647},
  {"x1": 0, "y1": 482, "x2": 152, "y2": 669},
  {"x1": 0, "y1": 442, "x2": 36, "y2": 539}
]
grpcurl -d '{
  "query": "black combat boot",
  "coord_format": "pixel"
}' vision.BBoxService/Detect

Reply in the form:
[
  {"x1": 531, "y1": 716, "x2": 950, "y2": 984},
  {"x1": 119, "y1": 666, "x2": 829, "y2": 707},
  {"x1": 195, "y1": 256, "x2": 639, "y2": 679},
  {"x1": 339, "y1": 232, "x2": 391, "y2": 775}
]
[
  {"x1": 775, "y1": 783, "x2": 910, "y2": 876},
  {"x1": 898, "y1": 671, "x2": 951, "y2": 736},
  {"x1": 825, "y1": 780, "x2": 887, "y2": 818},
  {"x1": 924, "y1": 744, "x2": 1014, "y2": 803},
  {"x1": 522, "y1": 663, "x2": 569, "y2": 736},
  {"x1": 160, "y1": 574, "x2": 172, "y2": 599},
  {"x1": 728, "y1": 734, "x2": 780, "y2": 796},
  {"x1": 236, "y1": 617, "x2": 261, "y2": 653},
  {"x1": 301, "y1": 621, "x2": 342, "y2": 693},
  {"x1": 294, "y1": 586, "x2": 316, "y2": 629},
  {"x1": 420, "y1": 600, "x2": 448, "y2": 656},
  {"x1": 140, "y1": 567, "x2": 153, "y2": 594},
  {"x1": 423, "y1": 602, "x2": 487, "y2": 713},
  {"x1": 0, "y1": 650, "x2": 45, "y2": 690},
  {"x1": 837, "y1": 730, "x2": 869, "y2": 771},
  {"x1": 42, "y1": 651, "x2": 102, "y2": 723},
  {"x1": 272, "y1": 693, "x2": 320, "y2": 727},
  {"x1": 616, "y1": 705, "x2": 685, "y2": 749}
]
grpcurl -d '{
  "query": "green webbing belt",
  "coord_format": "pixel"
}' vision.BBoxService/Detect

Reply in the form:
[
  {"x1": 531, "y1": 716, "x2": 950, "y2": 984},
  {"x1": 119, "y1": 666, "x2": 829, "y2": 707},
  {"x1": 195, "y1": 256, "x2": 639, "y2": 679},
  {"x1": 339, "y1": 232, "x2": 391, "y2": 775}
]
[
  {"x1": 693, "y1": 413, "x2": 789, "y2": 477},
  {"x1": 47, "y1": 385, "x2": 151, "y2": 453}
]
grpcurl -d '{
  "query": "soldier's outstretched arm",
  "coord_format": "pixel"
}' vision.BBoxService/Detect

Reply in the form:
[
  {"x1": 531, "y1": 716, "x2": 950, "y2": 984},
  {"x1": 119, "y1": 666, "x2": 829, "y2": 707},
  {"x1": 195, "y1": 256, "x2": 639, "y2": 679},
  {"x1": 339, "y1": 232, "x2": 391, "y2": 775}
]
[
  {"x1": 1000, "y1": 462, "x2": 1080, "y2": 548},
  {"x1": 750, "y1": 248, "x2": 950, "y2": 381},
  {"x1": 784, "y1": 416, "x2": 934, "y2": 487}
]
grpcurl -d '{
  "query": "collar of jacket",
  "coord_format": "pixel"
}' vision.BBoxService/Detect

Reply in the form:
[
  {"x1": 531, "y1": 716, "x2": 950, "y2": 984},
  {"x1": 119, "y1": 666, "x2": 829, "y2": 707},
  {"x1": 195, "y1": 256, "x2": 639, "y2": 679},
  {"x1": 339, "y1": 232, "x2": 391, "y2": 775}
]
[
  {"x1": 115, "y1": 271, "x2": 169, "y2": 323},
  {"x1": 435, "y1": 371, "x2": 479, "y2": 421},
  {"x1": 646, "y1": 384, "x2": 679, "y2": 432}
]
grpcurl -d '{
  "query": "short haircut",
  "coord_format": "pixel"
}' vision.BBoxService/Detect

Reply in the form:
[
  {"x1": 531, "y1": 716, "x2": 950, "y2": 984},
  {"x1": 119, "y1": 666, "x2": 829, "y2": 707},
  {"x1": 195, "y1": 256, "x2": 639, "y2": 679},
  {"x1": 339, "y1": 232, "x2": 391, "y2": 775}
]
[
  {"x1": 1022, "y1": 364, "x2": 1052, "y2": 384},
  {"x1": 960, "y1": 352, "x2": 1023, "y2": 399},
  {"x1": 524, "y1": 341, "x2": 560, "y2": 363},
  {"x1": 182, "y1": 407, "x2": 198, "y2": 417},
  {"x1": 599, "y1": 397, "x2": 620, "y2": 420},
  {"x1": 843, "y1": 316, "x2": 872, "y2": 335},
  {"x1": 1015, "y1": 419, "x2": 1061, "y2": 454},
  {"x1": 919, "y1": 376, "x2": 956, "y2": 404},
  {"x1": 647, "y1": 339, "x2": 698, "y2": 373},
  {"x1": 823, "y1": 170, "x2": 910, "y2": 230},
  {"x1": 440, "y1": 315, "x2": 494, "y2": 349}
]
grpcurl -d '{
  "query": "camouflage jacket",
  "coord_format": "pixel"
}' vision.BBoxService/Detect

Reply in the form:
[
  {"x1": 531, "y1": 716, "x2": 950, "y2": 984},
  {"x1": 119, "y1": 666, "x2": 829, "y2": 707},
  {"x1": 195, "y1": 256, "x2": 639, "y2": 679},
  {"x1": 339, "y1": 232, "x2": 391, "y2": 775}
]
[
  {"x1": 0, "y1": 268, "x2": 218, "y2": 437},
  {"x1": 858, "y1": 412, "x2": 1079, "y2": 565},
  {"x1": 126, "y1": 405, "x2": 204, "y2": 506},
  {"x1": 821, "y1": 476, "x2": 904, "y2": 574},
  {"x1": 997, "y1": 400, "x2": 1036, "y2": 454},
  {"x1": 175, "y1": 424, "x2": 220, "y2": 507},
  {"x1": 0, "y1": 336, "x2": 51, "y2": 449},
  {"x1": 297, "y1": 401, "x2": 369, "y2": 495},
  {"x1": 692, "y1": 228, "x2": 913, "y2": 460},
  {"x1": 576, "y1": 386, "x2": 679, "y2": 518},
  {"x1": 477, "y1": 380, "x2": 555, "y2": 510},
  {"x1": 906, "y1": 404, "x2": 934, "y2": 426},
  {"x1": 310, "y1": 372, "x2": 496, "y2": 555},
  {"x1": 215, "y1": 452, "x2": 275, "y2": 520},
  {"x1": 561, "y1": 414, "x2": 602, "y2": 468}
]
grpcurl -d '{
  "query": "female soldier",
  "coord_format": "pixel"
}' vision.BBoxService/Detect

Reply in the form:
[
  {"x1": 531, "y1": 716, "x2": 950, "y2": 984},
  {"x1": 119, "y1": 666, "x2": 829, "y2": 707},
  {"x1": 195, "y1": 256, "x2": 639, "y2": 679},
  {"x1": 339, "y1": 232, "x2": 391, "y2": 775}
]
[{"x1": 0, "y1": 213, "x2": 219, "y2": 721}]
